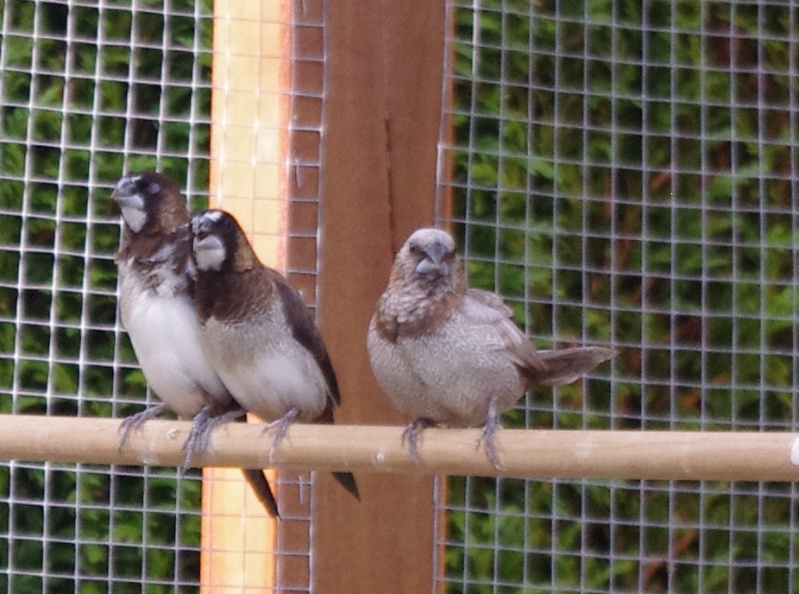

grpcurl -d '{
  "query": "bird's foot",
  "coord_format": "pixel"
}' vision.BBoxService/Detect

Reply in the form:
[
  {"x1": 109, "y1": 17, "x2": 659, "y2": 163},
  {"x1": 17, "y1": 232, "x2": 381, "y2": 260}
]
[
  {"x1": 476, "y1": 399, "x2": 503, "y2": 470},
  {"x1": 181, "y1": 406, "x2": 246, "y2": 471},
  {"x1": 401, "y1": 418, "x2": 437, "y2": 462},
  {"x1": 263, "y1": 408, "x2": 299, "y2": 452},
  {"x1": 118, "y1": 403, "x2": 169, "y2": 451}
]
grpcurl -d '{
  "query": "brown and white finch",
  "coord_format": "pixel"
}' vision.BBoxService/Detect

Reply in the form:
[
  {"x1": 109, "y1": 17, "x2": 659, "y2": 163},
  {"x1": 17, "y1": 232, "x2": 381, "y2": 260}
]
[
  {"x1": 367, "y1": 227, "x2": 615, "y2": 467},
  {"x1": 113, "y1": 172, "x2": 279, "y2": 517},
  {"x1": 190, "y1": 209, "x2": 360, "y2": 501}
]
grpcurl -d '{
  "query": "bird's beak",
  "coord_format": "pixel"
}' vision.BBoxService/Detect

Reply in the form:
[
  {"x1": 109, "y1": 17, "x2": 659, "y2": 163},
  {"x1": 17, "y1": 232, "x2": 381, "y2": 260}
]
[
  {"x1": 193, "y1": 233, "x2": 217, "y2": 252},
  {"x1": 191, "y1": 215, "x2": 214, "y2": 238},
  {"x1": 191, "y1": 231, "x2": 226, "y2": 271},
  {"x1": 416, "y1": 241, "x2": 450, "y2": 275},
  {"x1": 111, "y1": 177, "x2": 144, "y2": 210},
  {"x1": 190, "y1": 215, "x2": 220, "y2": 253}
]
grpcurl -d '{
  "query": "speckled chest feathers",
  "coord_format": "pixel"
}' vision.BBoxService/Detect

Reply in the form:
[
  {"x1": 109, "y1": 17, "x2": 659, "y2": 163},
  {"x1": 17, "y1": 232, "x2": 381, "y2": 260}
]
[
  {"x1": 117, "y1": 226, "x2": 193, "y2": 298},
  {"x1": 373, "y1": 254, "x2": 465, "y2": 342}
]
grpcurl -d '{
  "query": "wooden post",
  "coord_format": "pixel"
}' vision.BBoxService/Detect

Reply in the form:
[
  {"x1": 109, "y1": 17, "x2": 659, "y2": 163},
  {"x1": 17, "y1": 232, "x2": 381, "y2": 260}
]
[
  {"x1": 202, "y1": 0, "x2": 289, "y2": 590},
  {"x1": 202, "y1": 0, "x2": 447, "y2": 589},
  {"x1": 313, "y1": 1, "x2": 447, "y2": 592}
]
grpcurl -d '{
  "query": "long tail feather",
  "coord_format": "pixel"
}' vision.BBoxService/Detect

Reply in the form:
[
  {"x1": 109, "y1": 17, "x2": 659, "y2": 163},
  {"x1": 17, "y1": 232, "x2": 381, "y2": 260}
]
[
  {"x1": 536, "y1": 346, "x2": 616, "y2": 386},
  {"x1": 240, "y1": 469, "x2": 280, "y2": 518}
]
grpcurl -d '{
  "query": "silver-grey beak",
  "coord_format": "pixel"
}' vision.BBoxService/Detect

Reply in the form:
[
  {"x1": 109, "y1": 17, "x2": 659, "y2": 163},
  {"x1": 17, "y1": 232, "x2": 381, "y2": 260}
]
[
  {"x1": 191, "y1": 216, "x2": 212, "y2": 237},
  {"x1": 111, "y1": 177, "x2": 142, "y2": 209},
  {"x1": 416, "y1": 241, "x2": 450, "y2": 275}
]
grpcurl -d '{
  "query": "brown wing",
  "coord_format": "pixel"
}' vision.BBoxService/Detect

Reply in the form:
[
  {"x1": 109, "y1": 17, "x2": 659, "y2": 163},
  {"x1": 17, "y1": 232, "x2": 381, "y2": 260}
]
[
  {"x1": 271, "y1": 271, "x2": 341, "y2": 407},
  {"x1": 461, "y1": 288, "x2": 547, "y2": 376},
  {"x1": 464, "y1": 289, "x2": 615, "y2": 386},
  {"x1": 271, "y1": 272, "x2": 359, "y2": 499},
  {"x1": 464, "y1": 288, "x2": 513, "y2": 315}
]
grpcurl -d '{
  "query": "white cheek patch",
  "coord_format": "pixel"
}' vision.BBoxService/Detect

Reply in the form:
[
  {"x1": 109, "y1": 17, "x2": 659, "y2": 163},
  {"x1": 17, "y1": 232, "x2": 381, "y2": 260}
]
[
  {"x1": 193, "y1": 234, "x2": 226, "y2": 271},
  {"x1": 121, "y1": 204, "x2": 148, "y2": 233}
]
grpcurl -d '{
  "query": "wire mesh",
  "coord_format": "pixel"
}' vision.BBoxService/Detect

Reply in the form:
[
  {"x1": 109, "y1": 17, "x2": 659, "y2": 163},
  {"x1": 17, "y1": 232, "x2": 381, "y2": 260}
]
[
  {"x1": 0, "y1": 0, "x2": 322, "y2": 591},
  {"x1": 436, "y1": 1, "x2": 799, "y2": 592},
  {"x1": 4, "y1": 0, "x2": 799, "y2": 592},
  {"x1": 0, "y1": 1, "x2": 213, "y2": 591},
  {"x1": 279, "y1": 1, "x2": 327, "y2": 591}
]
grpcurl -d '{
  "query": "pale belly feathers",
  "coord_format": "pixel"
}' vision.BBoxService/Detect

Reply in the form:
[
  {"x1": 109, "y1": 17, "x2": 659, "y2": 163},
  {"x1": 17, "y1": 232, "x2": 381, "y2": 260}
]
[
  {"x1": 367, "y1": 315, "x2": 525, "y2": 427},
  {"x1": 200, "y1": 317, "x2": 329, "y2": 422},
  {"x1": 118, "y1": 263, "x2": 232, "y2": 419}
]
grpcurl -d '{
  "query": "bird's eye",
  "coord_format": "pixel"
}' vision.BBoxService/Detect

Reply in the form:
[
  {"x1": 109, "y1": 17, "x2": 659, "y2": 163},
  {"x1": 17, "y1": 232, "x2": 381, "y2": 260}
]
[{"x1": 148, "y1": 182, "x2": 161, "y2": 194}]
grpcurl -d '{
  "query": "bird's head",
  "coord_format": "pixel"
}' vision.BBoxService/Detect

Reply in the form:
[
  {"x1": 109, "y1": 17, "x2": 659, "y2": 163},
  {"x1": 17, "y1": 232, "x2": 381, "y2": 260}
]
[
  {"x1": 112, "y1": 172, "x2": 188, "y2": 234},
  {"x1": 393, "y1": 228, "x2": 461, "y2": 292},
  {"x1": 191, "y1": 209, "x2": 256, "y2": 272}
]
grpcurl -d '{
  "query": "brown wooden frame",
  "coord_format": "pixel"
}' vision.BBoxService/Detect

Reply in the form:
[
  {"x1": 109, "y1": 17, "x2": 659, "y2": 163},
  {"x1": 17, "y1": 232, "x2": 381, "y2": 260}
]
[{"x1": 205, "y1": 1, "x2": 447, "y2": 590}]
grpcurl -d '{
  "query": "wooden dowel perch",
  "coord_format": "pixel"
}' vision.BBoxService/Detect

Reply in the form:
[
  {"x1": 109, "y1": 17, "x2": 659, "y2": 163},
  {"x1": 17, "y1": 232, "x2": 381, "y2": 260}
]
[{"x1": 1, "y1": 414, "x2": 799, "y2": 481}]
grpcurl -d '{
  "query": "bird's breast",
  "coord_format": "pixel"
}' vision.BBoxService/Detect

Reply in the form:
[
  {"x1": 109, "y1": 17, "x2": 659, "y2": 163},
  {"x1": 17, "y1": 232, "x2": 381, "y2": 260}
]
[
  {"x1": 376, "y1": 289, "x2": 461, "y2": 341},
  {"x1": 368, "y1": 315, "x2": 526, "y2": 426},
  {"x1": 199, "y1": 317, "x2": 329, "y2": 422},
  {"x1": 117, "y1": 266, "x2": 232, "y2": 417}
]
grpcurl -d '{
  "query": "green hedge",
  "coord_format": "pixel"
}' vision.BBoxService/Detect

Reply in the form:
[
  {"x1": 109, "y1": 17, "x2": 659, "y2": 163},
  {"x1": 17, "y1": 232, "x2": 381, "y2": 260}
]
[
  {"x1": 0, "y1": 2, "x2": 212, "y2": 591},
  {"x1": 1, "y1": 1, "x2": 797, "y2": 592},
  {"x1": 444, "y1": 1, "x2": 797, "y2": 591}
]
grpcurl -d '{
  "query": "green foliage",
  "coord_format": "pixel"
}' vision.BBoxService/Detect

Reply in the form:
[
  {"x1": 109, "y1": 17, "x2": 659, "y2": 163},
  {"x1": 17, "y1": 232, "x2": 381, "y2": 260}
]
[
  {"x1": 2, "y1": 0, "x2": 797, "y2": 590},
  {"x1": 447, "y1": 0, "x2": 798, "y2": 591},
  {"x1": 0, "y1": 1, "x2": 211, "y2": 589}
]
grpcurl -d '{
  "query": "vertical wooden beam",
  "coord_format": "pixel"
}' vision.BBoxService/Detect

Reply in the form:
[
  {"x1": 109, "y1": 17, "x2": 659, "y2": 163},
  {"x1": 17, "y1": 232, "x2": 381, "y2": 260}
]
[
  {"x1": 202, "y1": 0, "x2": 289, "y2": 590},
  {"x1": 313, "y1": 1, "x2": 447, "y2": 592}
]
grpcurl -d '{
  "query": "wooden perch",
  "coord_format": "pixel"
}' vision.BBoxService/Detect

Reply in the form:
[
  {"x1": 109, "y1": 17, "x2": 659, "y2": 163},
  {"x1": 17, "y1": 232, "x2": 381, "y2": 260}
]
[{"x1": 1, "y1": 414, "x2": 798, "y2": 481}]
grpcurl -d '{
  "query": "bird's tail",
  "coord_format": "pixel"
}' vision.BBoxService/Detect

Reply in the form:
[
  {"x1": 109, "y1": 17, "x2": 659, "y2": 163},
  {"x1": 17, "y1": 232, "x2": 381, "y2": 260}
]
[
  {"x1": 240, "y1": 468, "x2": 280, "y2": 518},
  {"x1": 318, "y1": 401, "x2": 361, "y2": 500},
  {"x1": 231, "y1": 413, "x2": 280, "y2": 517},
  {"x1": 333, "y1": 471, "x2": 361, "y2": 500},
  {"x1": 536, "y1": 346, "x2": 616, "y2": 386}
]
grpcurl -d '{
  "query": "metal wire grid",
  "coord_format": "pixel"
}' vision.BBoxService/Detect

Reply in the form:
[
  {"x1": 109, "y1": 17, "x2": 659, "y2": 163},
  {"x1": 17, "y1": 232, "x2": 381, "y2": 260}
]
[
  {"x1": 199, "y1": 2, "x2": 327, "y2": 590},
  {"x1": 0, "y1": 0, "x2": 321, "y2": 591},
  {"x1": 436, "y1": 1, "x2": 799, "y2": 592},
  {"x1": 280, "y1": 1, "x2": 328, "y2": 590}
]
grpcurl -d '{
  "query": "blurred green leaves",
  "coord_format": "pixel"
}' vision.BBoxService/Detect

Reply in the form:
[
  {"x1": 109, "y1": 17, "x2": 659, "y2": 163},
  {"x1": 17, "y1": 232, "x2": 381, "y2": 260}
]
[
  {"x1": 446, "y1": 0, "x2": 798, "y2": 591},
  {"x1": 1, "y1": 1, "x2": 211, "y2": 590}
]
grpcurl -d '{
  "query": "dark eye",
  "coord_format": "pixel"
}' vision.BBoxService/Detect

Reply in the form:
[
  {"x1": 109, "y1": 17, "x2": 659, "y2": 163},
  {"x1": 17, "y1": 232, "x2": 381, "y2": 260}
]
[{"x1": 147, "y1": 182, "x2": 161, "y2": 194}]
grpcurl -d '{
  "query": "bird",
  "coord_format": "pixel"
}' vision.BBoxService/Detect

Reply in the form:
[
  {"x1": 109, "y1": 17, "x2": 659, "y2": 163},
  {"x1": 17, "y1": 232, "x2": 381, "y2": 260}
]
[
  {"x1": 112, "y1": 171, "x2": 279, "y2": 517},
  {"x1": 367, "y1": 227, "x2": 615, "y2": 468},
  {"x1": 189, "y1": 209, "x2": 360, "y2": 501}
]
